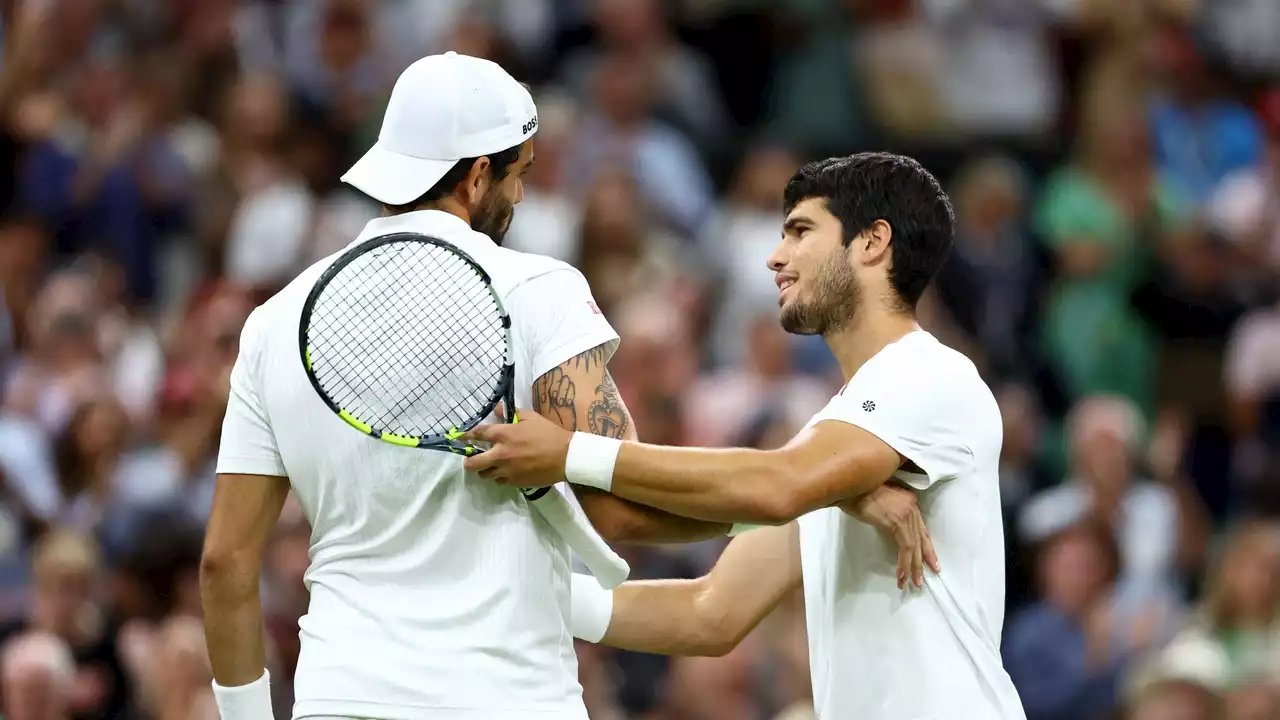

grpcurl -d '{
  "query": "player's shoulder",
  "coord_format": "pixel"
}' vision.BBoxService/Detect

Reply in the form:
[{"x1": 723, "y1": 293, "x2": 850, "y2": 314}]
[
  {"x1": 486, "y1": 248, "x2": 604, "y2": 318},
  {"x1": 868, "y1": 331, "x2": 979, "y2": 380},
  {"x1": 258, "y1": 255, "x2": 334, "y2": 317},
  {"x1": 238, "y1": 254, "x2": 339, "y2": 352},
  {"x1": 489, "y1": 246, "x2": 586, "y2": 292},
  {"x1": 860, "y1": 331, "x2": 997, "y2": 410}
]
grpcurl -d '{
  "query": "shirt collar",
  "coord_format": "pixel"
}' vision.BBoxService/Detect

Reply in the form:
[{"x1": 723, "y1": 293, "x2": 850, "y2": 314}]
[{"x1": 349, "y1": 209, "x2": 492, "y2": 252}]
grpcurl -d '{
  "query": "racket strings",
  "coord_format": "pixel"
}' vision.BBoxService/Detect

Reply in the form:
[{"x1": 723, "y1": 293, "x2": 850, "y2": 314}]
[
  {"x1": 307, "y1": 240, "x2": 508, "y2": 438},
  {"x1": 316, "y1": 250, "x2": 501, "y2": 432}
]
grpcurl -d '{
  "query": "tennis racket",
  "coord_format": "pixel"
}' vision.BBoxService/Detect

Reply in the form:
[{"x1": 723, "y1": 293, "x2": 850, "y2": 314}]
[{"x1": 298, "y1": 231, "x2": 630, "y2": 589}]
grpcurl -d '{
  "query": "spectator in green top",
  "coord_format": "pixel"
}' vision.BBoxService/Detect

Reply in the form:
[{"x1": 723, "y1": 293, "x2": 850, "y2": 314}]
[{"x1": 1035, "y1": 60, "x2": 1194, "y2": 422}]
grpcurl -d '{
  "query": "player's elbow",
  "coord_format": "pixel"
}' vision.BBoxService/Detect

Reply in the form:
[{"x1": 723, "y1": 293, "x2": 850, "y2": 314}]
[
  {"x1": 741, "y1": 450, "x2": 820, "y2": 525},
  {"x1": 739, "y1": 487, "x2": 803, "y2": 527},
  {"x1": 577, "y1": 493, "x2": 644, "y2": 543},
  {"x1": 198, "y1": 545, "x2": 259, "y2": 593},
  {"x1": 593, "y1": 520, "x2": 633, "y2": 544},
  {"x1": 593, "y1": 507, "x2": 646, "y2": 544},
  {"x1": 756, "y1": 495, "x2": 803, "y2": 526},
  {"x1": 690, "y1": 581, "x2": 749, "y2": 657},
  {"x1": 697, "y1": 630, "x2": 744, "y2": 658},
  {"x1": 721, "y1": 450, "x2": 806, "y2": 525}
]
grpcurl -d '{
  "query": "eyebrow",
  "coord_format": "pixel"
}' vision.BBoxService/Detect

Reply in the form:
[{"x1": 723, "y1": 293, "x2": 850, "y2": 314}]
[{"x1": 782, "y1": 215, "x2": 813, "y2": 234}]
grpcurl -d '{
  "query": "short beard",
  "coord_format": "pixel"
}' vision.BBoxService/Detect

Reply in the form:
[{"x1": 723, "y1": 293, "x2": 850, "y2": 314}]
[
  {"x1": 471, "y1": 188, "x2": 515, "y2": 245},
  {"x1": 779, "y1": 248, "x2": 861, "y2": 336}
]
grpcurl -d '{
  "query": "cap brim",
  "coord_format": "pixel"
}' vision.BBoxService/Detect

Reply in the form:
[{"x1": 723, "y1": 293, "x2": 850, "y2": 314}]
[{"x1": 340, "y1": 143, "x2": 456, "y2": 206}]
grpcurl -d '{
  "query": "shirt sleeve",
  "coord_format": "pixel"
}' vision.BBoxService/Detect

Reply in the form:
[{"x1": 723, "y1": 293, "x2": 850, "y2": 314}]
[
  {"x1": 216, "y1": 309, "x2": 287, "y2": 477},
  {"x1": 509, "y1": 267, "x2": 620, "y2": 382},
  {"x1": 811, "y1": 348, "x2": 976, "y2": 490}
]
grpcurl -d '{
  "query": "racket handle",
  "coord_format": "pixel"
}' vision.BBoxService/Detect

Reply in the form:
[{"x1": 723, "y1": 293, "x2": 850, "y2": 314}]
[{"x1": 527, "y1": 488, "x2": 630, "y2": 589}]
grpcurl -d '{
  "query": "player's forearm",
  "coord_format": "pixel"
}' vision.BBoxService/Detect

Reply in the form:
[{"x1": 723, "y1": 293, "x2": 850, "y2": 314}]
[
  {"x1": 200, "y1": 559, "x2": 267, "y2": 686},
  {"x1": 574, "y1": 525, "x2": 799, "y2": 657},
  {"x1": 607, "y1": 443, "x2": 797, "y2": 524},
  {"x1": 601, "y1": 579, "x2": 738, "y2": 656},
  {"x1": 562, "y1": 423, "x2": 899, "y2": 525},
  {"x1": 576, "y1": 487, "x2": 732, "y2": 543}
]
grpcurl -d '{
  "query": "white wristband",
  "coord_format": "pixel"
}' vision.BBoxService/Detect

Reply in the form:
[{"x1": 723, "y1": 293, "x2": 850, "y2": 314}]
[
  {"x1": 565, "y1": 432, "x2": 621, "y2": 492},
  {"x1": 212, "y1": 669, "x2": 272, "y2": 720},
  {"x1": 728, "y1": 523, "x2": 766, "y2": 537},
  {"x1": 570, "y1": 572, "x2": 614, "y2": 643}
]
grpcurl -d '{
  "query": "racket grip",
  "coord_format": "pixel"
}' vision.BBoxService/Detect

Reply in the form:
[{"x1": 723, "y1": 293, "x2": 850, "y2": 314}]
[{"x1": 528, "y1": 488, "x2": 630, "y2": 589}]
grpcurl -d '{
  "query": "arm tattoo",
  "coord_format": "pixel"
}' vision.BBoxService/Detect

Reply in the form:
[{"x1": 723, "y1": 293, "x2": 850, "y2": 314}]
[
  {"x1": 587, "y1": 371, "x2": 629, "y2": 439},
  {"x1": 568, "y1": 344, "x2": 610, "y2": 376},
  {"x1": 532, "y1": 344, "x2": 629, "y2": 438},
  {"x1": 533, "y1": 367, "x2": 577, "y2": 430}
]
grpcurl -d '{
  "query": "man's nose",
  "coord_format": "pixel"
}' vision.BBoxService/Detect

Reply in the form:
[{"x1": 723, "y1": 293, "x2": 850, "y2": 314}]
[{"x1": 765, "y1": 242, "x2": 787, "y2": 272}]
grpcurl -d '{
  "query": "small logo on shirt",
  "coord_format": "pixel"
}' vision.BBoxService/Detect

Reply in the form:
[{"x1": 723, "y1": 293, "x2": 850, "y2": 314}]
[
  {"x1": 862, "y1": 400, "x2": 876, "y2": 412},
  {"x1": 587, "y1": 300, "x2": 602, "y2": 315}
]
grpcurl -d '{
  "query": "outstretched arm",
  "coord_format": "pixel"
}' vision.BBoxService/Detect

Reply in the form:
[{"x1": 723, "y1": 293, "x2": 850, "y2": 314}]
[
  {"x1": 574, "y1": 523, "x2": 802, "y2": 657},
  {"x1": 598, "y1": 420, "x2": 903, "y2": 524},
  {"x1": 465, "y1": 352, "x2": 974, "y2": 528},
  {"x1": 466, "y1": 415, "x2": 905, "y2": 526},
  {"x1": 533, "y1": 342, "x2": 731, "y2": 543}
]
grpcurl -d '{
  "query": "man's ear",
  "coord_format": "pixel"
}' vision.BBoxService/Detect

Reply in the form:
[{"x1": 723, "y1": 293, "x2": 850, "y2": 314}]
[
  {"x1": 459, "y1": 157, "x2": 493, "y2": 206},
  {"x1": 860, "y1": 219, "x2": 893, "y2": 264}
]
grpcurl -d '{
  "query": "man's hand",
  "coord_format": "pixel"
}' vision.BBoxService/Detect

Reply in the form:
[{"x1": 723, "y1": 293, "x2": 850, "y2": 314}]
[
  {"x1": 462, "y1": 409, "x2": 570, "y2": 487},
  {"x1": 837, "y1": 483, "x2": 939, "y2": 590}
]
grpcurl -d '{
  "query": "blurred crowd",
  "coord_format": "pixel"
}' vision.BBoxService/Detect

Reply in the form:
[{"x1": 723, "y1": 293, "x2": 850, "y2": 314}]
[{"x1": 0, "y1": 0, "x2": 1278, "y2": 719}]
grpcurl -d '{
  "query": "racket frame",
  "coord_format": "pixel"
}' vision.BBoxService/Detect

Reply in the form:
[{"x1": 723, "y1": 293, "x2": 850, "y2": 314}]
[
  {"x1": 299, "y1": 232, "x2": 609, "y2": 576},
  {"x1": 299, "y1": 232, "x2": 517, "y2": 456}
]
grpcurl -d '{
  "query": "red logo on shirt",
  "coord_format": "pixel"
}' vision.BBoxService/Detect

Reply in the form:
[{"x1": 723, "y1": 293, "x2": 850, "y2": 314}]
[{"x1": 587, "y1": 300, "x2": 602, "y2": 315}]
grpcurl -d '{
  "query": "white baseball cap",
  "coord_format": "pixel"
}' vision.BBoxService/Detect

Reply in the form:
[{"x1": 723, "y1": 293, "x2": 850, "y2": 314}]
[{"x1": 342, "y1": 52, "x2": 538, "y2": 206}]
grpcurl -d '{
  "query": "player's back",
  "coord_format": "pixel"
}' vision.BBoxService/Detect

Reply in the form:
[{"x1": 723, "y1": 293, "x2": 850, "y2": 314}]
[
  {"x1": 235, "y1": 210, "x2": 598, "y2": 720},
  {"x1": 798, "y1": 331, "x2": 1026, "y2": 719}
]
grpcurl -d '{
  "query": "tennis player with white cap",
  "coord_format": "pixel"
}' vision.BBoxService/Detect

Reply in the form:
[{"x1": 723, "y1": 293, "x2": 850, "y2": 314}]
[
  {"x1": 199, "y1": 52, "x2": 930, "y2": 720},
  {"x1": 198, "y1": 51, "x2": 746, "y2": 720}
]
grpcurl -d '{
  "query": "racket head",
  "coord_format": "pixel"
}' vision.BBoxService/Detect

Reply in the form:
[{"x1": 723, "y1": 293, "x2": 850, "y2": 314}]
[{"x1": 299, "y1": 232, "x2": 515, "y2": 455}]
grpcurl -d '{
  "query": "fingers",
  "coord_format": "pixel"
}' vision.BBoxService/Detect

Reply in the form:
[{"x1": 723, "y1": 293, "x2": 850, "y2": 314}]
[
  {"x1": 461, "y1": 424, "x2": 497, "y2": 444},
  {"x1": 922, "y1": 524, "x2": 941, "y2": 575},
  {"x1": 467, "y1": 460, "x2": 513, "y2": 485},
  {"x1": 910, "y1": 512, "x2": 925, "y2": 589},
  {"x1": 896, "y1": 535, "x2": 912, "y2": 590},
  {"x1": 462, "y1": 450, "x2": 498, "y2": 475},
  {"x1": 895, "y1": 516, "x2": 922, "y2": 590},
  {"x1": 892, "y1": 510, "x2": 938, "y2": 591}
]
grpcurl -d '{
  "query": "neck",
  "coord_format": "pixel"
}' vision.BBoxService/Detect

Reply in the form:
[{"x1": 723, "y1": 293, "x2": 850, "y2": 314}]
[
  {"x1": 824, "y1": 308, "x2": 920, "y2": 382},
  {"x1": 384, "y1": 198, "x2": 471, "y2": 225}
]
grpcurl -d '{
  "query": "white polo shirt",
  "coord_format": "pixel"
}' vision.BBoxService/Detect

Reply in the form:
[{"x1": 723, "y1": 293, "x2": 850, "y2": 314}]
[
  {"x1": 799, "y1": 331, "x2": 1026, "y2": 720},
  {"x1": 216, "y1": 210, "x2": 618, "y2": 720}
]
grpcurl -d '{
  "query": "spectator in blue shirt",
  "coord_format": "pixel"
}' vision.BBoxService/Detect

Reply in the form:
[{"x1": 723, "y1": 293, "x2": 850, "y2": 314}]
[
  {"x1": 19, "y1": 56, "x2": 192, "y2": 307},
  {"x1": 1149, "y1": 34, "x2": 1263, "y2": 206},
  {"x1": 1005, "y1": 522, "x2": 1172, "y2": 720}
]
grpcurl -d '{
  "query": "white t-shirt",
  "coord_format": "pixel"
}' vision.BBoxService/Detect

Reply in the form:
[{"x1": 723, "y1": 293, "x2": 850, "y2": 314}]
[
  {"x1": 798, "y1": 331, "x2": 1026, "y2": 720},
  {"x1": 216, "y1": 210, "x2": 618, "y2": 720}
]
